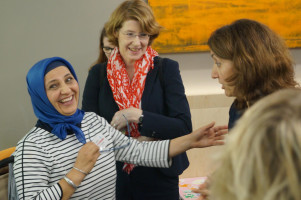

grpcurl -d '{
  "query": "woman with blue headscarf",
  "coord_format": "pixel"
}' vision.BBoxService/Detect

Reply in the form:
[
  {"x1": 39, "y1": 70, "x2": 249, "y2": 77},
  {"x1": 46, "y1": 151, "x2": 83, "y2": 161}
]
[{"x1": 13, "y1": 57, "x2": 227, "y2": 200}]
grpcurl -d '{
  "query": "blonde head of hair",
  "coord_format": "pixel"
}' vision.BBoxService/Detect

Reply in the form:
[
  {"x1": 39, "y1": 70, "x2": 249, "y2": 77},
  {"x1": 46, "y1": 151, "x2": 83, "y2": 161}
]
[{"x1": 211, "y1": 88, "x2": 301, "y2": 200}]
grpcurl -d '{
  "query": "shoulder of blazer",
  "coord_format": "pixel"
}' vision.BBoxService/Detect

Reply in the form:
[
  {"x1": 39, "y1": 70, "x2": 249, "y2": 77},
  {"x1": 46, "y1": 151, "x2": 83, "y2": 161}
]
[
  {"x1": 154, "y1": 56, "x2": 178, "y2": 92},
  {"x1": 154, "y1": 56, "x2": 165, "y2": 90}
]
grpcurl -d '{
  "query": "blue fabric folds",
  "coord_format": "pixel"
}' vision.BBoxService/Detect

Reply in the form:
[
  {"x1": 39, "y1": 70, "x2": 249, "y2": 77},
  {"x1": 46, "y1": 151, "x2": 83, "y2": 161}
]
[{"x1": 26, "y1": 57, "x2": 86, "y2": 143}]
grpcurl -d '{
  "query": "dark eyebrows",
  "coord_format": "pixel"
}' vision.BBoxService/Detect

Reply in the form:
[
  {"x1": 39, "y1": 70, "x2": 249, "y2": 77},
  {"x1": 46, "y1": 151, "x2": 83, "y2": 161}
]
[
  {"x1": 45, "y1": 79, "x2": 56, "y2": 87},
  {"x1": 64, "y1": 73, "x2": 72, "y2": 78},
  {"x1": 45, "y1": 72, "x2": 72, "y2": 87}
]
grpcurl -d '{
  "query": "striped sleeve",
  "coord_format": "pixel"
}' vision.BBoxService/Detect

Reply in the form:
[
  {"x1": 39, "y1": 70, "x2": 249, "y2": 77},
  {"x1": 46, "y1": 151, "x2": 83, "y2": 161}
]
[
  {"x1": 13, "y1": 129, "x2": 62, "y2": 200},
  {"x1": 98, "y1": 117, "x2": 171, "y2": 168}
]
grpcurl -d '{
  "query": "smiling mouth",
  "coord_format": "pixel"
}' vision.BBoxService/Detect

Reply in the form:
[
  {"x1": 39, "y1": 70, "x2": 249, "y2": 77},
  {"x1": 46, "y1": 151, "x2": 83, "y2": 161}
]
[
  {"x1": 129, "y1": 47, "x2": 141, "y2": 52},
  {"x1": 60, "y1": 96, "x2": 73, "y2": 103}
]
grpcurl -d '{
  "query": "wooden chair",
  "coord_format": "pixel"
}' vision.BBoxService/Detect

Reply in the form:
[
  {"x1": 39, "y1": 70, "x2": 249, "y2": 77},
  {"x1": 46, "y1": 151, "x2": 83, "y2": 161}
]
[{"x1": 0, "y1": 147, "x2": 17, "y2": 200}]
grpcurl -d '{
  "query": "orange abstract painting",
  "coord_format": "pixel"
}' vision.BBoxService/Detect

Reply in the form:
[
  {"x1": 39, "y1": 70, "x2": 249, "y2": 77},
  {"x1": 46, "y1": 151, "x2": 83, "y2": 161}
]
[{"x1": 149, "y1": 0, "x2": 301, "y2": 53}]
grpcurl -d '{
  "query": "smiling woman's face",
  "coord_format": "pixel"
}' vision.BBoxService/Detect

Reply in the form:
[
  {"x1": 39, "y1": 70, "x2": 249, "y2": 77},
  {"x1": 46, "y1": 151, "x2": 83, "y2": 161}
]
[
  {"x1": 210, "y1": 51, "x2": 235, "y2": 97},
  {"x1": 44, "y1": 66, "x2": 79, "y2": 116},
  {"x1": 117, "y1": 19, "x2": 150, "y2": 66}
]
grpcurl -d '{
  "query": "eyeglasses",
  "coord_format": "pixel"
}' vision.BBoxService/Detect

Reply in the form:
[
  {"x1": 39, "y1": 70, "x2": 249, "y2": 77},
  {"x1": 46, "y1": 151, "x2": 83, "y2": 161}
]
[
  {"x1": 90, "y1": 114, "x2": 131, "y2": 153},
  {"x1": 121, "y1": 32, "x2": 150, "y2": 41},
  {"x1": 103, "y1": 46, "x2": 114, "y2": 53}
]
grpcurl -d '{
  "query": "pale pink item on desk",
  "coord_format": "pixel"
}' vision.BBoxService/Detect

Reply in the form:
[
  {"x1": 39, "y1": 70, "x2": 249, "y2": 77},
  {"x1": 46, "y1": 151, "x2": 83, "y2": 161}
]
[{"x1": 179, "y1": 176, "x2": 207, "y2": 200}]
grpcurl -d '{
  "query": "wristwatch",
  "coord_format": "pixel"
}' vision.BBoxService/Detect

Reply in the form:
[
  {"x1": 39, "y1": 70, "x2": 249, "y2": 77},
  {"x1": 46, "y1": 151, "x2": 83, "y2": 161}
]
[{"x1": 138, "y1": 114, "x2": 144, "y2": 127}]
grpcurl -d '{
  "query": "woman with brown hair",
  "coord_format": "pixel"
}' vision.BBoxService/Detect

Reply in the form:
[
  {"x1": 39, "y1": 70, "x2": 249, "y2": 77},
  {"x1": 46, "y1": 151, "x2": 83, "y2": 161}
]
[
  {"x1": 209, "y1": 18, "x2": 298, "y2": 129},
  {"x1": 194, "y1": 18, "x2": 299, "y2": 199}
]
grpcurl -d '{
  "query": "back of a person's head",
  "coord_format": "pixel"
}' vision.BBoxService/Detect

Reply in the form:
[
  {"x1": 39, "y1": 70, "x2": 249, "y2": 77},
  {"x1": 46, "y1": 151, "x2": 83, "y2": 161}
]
[
  {"x1": 208, "y1": 19, "x2": 298, "y2": 109},
  {"x1": 210, "y1": 88, "x2": 301, "y2": 200}
]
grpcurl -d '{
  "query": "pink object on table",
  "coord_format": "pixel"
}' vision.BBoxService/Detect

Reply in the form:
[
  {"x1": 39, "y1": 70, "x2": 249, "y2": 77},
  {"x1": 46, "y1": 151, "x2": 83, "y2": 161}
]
[{"x1": 179, "y1": 176, "x2": 207, "y2": 199}]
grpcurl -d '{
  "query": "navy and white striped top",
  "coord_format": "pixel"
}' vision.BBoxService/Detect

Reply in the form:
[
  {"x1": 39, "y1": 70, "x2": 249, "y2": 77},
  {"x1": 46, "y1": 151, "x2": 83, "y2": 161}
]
[{"x1": 14, "y1": 112, "x2": 170, "y2": 199}]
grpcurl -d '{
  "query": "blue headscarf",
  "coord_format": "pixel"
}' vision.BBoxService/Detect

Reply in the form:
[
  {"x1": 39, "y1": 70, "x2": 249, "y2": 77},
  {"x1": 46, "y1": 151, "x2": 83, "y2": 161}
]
[{"x1": 26, "y1": 57, "x2": 86, "y2": 143}]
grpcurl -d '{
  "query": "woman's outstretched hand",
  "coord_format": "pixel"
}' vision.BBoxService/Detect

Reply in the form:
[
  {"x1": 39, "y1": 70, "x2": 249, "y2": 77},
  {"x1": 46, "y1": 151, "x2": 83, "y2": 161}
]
[
  {"x1": 169, "y1": 122, "x2": 228, "y2": 158},
  {"x1": 190, "y1": 122, "x2": 227, "y2": 148}
]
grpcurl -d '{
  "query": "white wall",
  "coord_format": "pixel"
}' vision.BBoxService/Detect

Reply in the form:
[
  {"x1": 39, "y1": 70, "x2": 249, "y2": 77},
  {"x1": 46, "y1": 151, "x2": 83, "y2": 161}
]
[
  {"x1": 0, "y1": 0, "x2": 300, "y2": 150},
  {"x1": 0, "y1": 0, "x2": 124, "y2": 149}
]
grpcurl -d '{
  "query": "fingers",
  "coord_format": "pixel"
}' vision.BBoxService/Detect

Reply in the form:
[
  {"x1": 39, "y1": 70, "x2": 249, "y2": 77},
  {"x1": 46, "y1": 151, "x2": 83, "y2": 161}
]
[
  {"x1": 209, "y1": 125, "x2": 228, "y2": 138},
  {"x1": 82, "y1": 141, "x2": 100, "y2": 152},
  {"x1": 111, "y1": 121, "x2": 126, "y2": 130},
  {"x1": 110, "y1": 114, "x2": 119, "y2": 127},
  {"x1": 75, "y1": 142, "x2": 100, "y2": 173},
  {"x1": 215, "y1": 129, "x2": 228, "y2": 136},
  {"x1": 111, "y1": 121, "x2": 121, "y2": 130},
  {"x1": 213, "y1": 141, "x2": 225, "y2": 146},
  {"x1": 112, "y1": 123, "x2": 118, "y2": 129},
  {"x1": 212, "y1": 131, "x2": 226, "y2": 146},
  {"x1": 110, "y1": 111, "x2": 127, "y2": 130},
  {"x1": 213, "y1": 125, "x2": 228, "y2": 132},
  {"x1": 193, "y1": 122, "x2": 215, "y2": 136},
  {"x1": 110, "y1": 115, "x2": 122, "y2": 130},
  {"x1": 202, "y1": 121, "x2": 215, "y2": 131},
  {"x1": 110, "y1": 108, "x2": 142, "y2": 129}
]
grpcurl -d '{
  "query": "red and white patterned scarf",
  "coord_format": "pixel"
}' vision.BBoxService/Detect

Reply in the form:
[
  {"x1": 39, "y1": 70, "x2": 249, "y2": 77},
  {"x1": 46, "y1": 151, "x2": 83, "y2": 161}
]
[{"x1": 107, "y1": 46, "x2": 158, "y2": 173}]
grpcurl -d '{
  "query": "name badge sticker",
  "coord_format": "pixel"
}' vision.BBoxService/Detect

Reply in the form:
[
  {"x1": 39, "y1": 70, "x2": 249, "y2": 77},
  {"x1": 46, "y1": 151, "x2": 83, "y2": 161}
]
[{"x1": 93, "y1": 134, "x2": 110, "y2": 153}]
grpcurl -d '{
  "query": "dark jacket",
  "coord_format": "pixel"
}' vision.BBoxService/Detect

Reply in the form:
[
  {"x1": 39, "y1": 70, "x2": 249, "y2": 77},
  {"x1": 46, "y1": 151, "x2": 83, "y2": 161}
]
[{"x1": 228, "y1": 100, "x2": 245, "y2": 130}]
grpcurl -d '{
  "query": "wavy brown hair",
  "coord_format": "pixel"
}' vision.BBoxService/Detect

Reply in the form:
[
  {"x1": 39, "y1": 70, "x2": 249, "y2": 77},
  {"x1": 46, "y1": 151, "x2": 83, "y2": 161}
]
[
  {"x1": 105, "y1": 0, "x2": 162, "y2": 47},
  {"x1": 208, "y1": 19, "x2": 298, "y2": 109}
]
